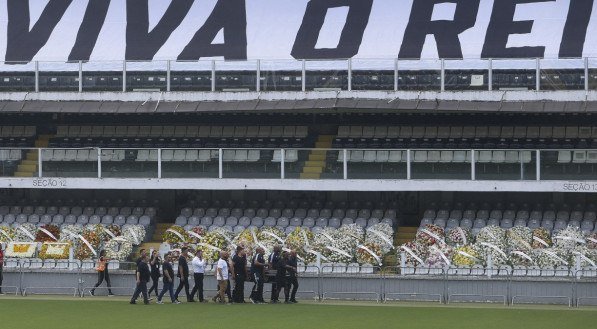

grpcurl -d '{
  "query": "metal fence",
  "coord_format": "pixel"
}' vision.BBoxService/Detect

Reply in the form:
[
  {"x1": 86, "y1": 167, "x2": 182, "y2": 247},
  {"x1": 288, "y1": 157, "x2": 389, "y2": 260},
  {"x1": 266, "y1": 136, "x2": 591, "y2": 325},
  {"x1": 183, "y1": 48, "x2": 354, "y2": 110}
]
[{"x1": 2, "y1": 263, "x2": 597, "y2": 307}]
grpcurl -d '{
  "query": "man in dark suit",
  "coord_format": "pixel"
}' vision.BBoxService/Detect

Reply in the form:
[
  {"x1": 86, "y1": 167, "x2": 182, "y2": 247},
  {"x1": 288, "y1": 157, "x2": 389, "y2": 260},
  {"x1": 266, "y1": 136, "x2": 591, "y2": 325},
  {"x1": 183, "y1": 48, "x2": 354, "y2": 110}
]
[
  {"x1": 130, "y1": 254, "x2": 150, "y2": 305},
  {"x1": 174, "y1": 247, "x2": 194, "y2": 302}
]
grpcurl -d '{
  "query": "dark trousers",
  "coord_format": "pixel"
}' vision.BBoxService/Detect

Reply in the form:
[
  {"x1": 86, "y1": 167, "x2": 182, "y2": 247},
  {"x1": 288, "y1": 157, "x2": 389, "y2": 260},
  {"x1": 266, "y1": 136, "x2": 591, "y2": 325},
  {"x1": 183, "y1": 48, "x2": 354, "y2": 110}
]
[
  {"x1": 287, "y1": 275, "x2": 299, "y2": 301},
  {"x1": 157, "y1": 281, "x2": 175, "y2": 303},
  {"x1": 274, "y1": 276, "x2": 286, "y2": 301},
  {"x1": 91, "y1": 270, "x2": 113, "y2": 294},
  {"x1": 190, "y1": 273, "x2": 204, "y2": 301},
  {"x1": 174, "y1": 276, "x2": 190, "y2": 301},
  {"x1": 0, "y1": 266, "x2": 3, "y2": 293},
  {"x1": 130, "y1": 281, "x2": 149, "y2": 304},
  {"x1": 270, "y1": 276, "x2": 278, "y2": 301},
  {"x1": 233, "y1": 274, "x2": 245, "y2": 303},
  {"x1": 250, "y1": 272, "x2": 265, "y2": 302},
  {"x1": 148, "y1": 274, "x2": 160, "y2": 297}
]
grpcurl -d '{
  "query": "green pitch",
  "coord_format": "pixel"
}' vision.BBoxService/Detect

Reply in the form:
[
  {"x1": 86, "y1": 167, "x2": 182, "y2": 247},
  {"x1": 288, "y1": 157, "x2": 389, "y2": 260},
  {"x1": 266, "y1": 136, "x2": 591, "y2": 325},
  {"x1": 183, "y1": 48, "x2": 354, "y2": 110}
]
[{"x1": 0, "y1": 297, "x2": 596, "y2": 329}]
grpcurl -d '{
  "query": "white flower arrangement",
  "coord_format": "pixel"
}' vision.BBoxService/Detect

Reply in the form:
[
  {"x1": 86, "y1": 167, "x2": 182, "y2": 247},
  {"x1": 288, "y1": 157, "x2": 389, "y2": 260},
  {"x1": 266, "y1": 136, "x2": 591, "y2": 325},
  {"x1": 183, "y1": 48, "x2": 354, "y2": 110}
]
[
  {"x1": 425, "y1": 244, "x2": 454, "y2": 267},
  {"x1": 365, "y1": 223, "x2": 394, "y2": 254},
  {"x1": 59, "y1": 224, "x2": 83, "y2": 243},
  {"x1": 446, "y1": 227, "x2": 473, "y2": 247},
  {"x1": 416, "y1": 224, "x2": 445, "y2": 246},
  {"x1": 313, "y1": 227, "x2": 355, "y2": 263},
  {"x1": 14, "y1": 223, "x2": 37, "y2": 242},
  {"x1": 532, "y1": 248, "x2": 570, "y2": 268},
  {"x1": 506, "y1": 226, "x2": 533, "y2": 251},
  {"x1": 339, "y1": 224, "x2": 365, "y2": 245},
  {"x1": 122, "y1": 225, "x2": 146, "y2": 245},
  {"x1": 474, "y1": 241, "x2": 509, "y2": 266},
  {"x1": 257, "y1": 227, "x2": 286, "y2": 252},
  {"x1": 476, "y1": 226, "x2": 506, "y2": 246},
  {"x1": 509, "y1": 249, "x2": 535, "y2": 266},
  {"x1": 104, "y1": 237, "x2": 134, "y2": 261},
  {"x1": 5, "y1": 242, "x2": 37, "y2": 258},
  {"x1": 399, "y1": 241, "x2": 429, "y2": 266},
  {"x1": 553, "y1": 226, "x2": 585, "y2": 249}
]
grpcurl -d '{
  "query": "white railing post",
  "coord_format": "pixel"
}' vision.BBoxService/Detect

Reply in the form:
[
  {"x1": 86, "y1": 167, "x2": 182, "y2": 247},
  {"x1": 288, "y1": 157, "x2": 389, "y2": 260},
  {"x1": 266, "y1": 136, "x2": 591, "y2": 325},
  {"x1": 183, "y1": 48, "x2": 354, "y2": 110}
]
[
  {"x1": 471, "y1": 149, "x2": 476, "y2": 181},
  {"x1": 157, "y1": 148, "x2": 161, "y2": 179},
  {"x1": 78, "y1": 60, "x2": 83, "y2": 93},
  {"x1": 302, "y1": 59, "x2": 306, "y2": 92},
  {"x1": 440, "y1": 58, "x2": 445, "y2": 92},
  {"x1": 218, "y1": 148, "x2": 223, "y2": 178},
  {"x1": 347, "y1": 58, "x2": 352, "y2": 91},
  {"x1": 406, "y1": 149, "x2": 411, "y2": 180},
  {"x1": 37, "y1": 148, "x2": 42, "y2": 177},
  {"x1": 536, "y1": 58, "x2": 540, "y2": 91},
  {"x1": 97, "y1": 148, "x2": 102, "y2": 178},
  {"x1": 343, "y1": 149, "x2": 348, "y2": 180},
  {"x1": 281, "y1": 149, "x2": 285, "y2": 179},
  {"x1": 166, "y1": 60, "x2": 171, "y2": 92},
  {"x1": 488, "y1": 58, "x2": 493, "y2": 91},
  {"x1": 394, "y1": 58, "x2": 399, "y2": 91},
  {"x1": 584, "y1": 57, "x2": 589, "y2": 92},
  {"x1": 211, "y1": 60, "x2": 216, "y2": 92},
  {"x1": 34, "y1": 61, "x2": 39, "y2": 92},
  {"x1": 122, "y1": 60, "x2": 126, "y2": 92},
  {"x1": 256, "y1": 59, "x2": 261, "y2": 92},
  {"x1": 536, "y1": 150, "x2": 541, "y2": 181}
]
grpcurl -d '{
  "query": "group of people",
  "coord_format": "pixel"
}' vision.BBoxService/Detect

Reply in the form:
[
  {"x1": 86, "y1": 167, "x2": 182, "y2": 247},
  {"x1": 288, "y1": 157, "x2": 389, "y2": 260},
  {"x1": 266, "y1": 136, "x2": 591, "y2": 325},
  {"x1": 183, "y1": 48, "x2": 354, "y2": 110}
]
[{"x1": 123, "y1": 245, "x2": 299, "y2": 305}]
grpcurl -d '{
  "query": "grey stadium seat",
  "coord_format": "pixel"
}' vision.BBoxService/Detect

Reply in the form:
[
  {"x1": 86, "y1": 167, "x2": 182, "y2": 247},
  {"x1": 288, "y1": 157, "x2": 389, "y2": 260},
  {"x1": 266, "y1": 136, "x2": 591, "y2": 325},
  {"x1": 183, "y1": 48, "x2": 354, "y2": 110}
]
[{"x1": 188, "y1": 216, "x2": 201, "y2": 226}]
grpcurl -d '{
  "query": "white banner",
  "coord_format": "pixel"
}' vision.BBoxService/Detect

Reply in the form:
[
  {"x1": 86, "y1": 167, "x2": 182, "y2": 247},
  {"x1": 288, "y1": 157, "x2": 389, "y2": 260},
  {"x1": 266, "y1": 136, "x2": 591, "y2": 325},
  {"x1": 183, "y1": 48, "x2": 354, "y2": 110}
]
[
  {"x1": 0, "y1": 0, "x2": 593, "y2": 68},
  {"x1": 38, "y1": 227, "x2": 58, "y2": 241}
]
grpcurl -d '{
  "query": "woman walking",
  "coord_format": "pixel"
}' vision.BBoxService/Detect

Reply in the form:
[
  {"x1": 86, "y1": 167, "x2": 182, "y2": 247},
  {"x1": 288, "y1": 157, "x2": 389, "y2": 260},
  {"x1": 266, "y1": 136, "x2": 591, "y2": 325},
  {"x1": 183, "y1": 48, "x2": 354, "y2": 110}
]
[
  {"x1": 148, "y1": 250, "x2": 161, "y2": 299},
  {"x1": 90, "y1": 250, "x2": 114, "y2": 296}
]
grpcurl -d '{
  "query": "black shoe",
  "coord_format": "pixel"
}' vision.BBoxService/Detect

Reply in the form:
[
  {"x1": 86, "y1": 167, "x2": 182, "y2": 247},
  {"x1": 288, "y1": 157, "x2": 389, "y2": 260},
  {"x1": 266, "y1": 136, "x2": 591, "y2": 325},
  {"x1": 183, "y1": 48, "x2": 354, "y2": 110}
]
[
  {"x1": 130, "y1": 301, "x2": 136, "y2": 305},
  {"x1": 270, "y1": 300, "x2": 279, "y2": 304},
  {"x1": 187, "y1": 299, "x2": 196, "y2": 303},
  {"x1": 290, "y1": 299, "x2": 298, "y2": 303},
  {"x1": 108, "y1": 293, "x2": 115, "y2": 297},
  {"x1": 90, "y1": 290, "x2": 95, "y2": 296}
]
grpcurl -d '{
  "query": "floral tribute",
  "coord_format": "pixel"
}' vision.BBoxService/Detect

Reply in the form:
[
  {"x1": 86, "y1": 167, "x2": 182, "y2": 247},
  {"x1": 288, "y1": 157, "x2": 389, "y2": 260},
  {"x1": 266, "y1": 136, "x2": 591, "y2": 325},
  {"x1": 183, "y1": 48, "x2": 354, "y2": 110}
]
[
  {"x1": 285, "y1": 227, "x2": 316, "y2": 264},
  {"x1": 122, "y1": 225, "x2": 146, "y2": 245},
  {"x1": 356, "y1": 243, "x2": 383, "y2": 266},
  {"x1": 75, "y1": 228, "x2": 101, "y2": 260},
  {"x1": 452, "y1": 245, "x2": 481, "y2": 266},
  {"x1": 425, "y1": 244, "x2": 454, "y2": 267},
  {"x1": 39, "y1": 242, "x2": 71, "y2": 260},
  {"x1": 399, "y1": 241, "x2": 429, "y2": 266},
  {"x1": 257, "y1": 227, "x2": 286, "y2": 252},
  {"x1": 553, "y1": 226, "x2": 585, "y2": 249},
  {"x1": 14, "y1": 223, "x2": 37, "y2": 242},
  {"x1": 60, "y1": 225, "x2": 83, "y2": 243},
  {"x1": 199, "y1": 231, "x2": 229, "y2": 262},
  {"x1": 532, "y1": 248, "x2": 570, "y2": 268},
  {"x1": 105, "y1": 237, "x2": 133, "y2": 261},
  {"x1": 0, "y1": 225, "x2": 16, "y2": 243},
  {"x1": 35, "y1": 224, "x2": 61, "y2": 242},
  {"x1": 446, "y1": 227, "x2": 472, "y2": 247},
  {"x1": 162, "y1": 225, "x2": 189, "y2": 245},
  {"x1": 506, "y1": 226, "x2": 533, "y2": 251},
  {"x1": 187, "y1": 226, "x2": 206, "y2": 244},
  {"x1": 365, "y1": 223, "x2": 394, "y2": 254},
  {"x1": 586, "y1": 233, "x2": 597, "y2": 249},
  {"x1": 416, "y1": 224, "x2": 445, "y2": 246},
  {"x1": 6, "y1": 242, "x2": 37, "y2": 258},
  {"x1": 101, "y1": 224, "x2": 122, "y2": 242},
  {"x1": 531, "y1": 228, "x2": 552, "y2": 249}
]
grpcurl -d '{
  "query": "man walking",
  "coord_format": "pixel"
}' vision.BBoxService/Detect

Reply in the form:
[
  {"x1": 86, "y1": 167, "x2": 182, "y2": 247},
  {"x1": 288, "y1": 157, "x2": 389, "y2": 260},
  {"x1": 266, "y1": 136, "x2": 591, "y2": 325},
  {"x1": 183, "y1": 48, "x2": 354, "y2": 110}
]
[
  {"x1": 231, "y1": 246, "x2": 248, "y2": 303},
  {"x1": 157, "y1": 253, "x2": 180, "y2": 304},
  {"x1": 286, "y1": 250, "x2": 299, "y2": 303},
  {"x1": 249, "y1": 247, "x2": 266, "y2": 304},
  {"x1": 213, "y1": 251, "x2": 229, "y2": 303},
  {"x1": 130, "y1": 254, "x2": 150, "y2": 305},
  {"x1": 189, "y1": 249, "x2": 206, "y2": 302},
  {"x1": 268, "y1": 245, "x2": 281, "y2": 303},
  {"x1": 174, "y1": 247, "x2": 194, "y2": 302}
]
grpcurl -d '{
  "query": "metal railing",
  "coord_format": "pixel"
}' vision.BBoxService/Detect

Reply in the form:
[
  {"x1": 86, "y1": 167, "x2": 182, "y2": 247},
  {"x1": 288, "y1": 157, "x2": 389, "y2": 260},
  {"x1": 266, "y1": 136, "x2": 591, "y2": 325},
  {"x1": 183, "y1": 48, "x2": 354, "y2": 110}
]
[
  {"x1": 2, "y1": 262, "x2": 597, "y2": 307},
  {"x1": 2, "y1": 147, "x2": 597, "y2": 183},
  {"x1": 0, "y1": 58, "x2": 596, "y2": 93}
]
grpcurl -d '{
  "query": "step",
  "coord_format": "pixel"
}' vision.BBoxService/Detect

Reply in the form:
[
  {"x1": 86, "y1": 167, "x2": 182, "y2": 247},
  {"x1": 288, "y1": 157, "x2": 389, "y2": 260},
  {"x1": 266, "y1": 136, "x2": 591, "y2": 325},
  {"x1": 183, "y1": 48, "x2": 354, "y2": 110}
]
[
  {"x1": 21, "y1": 160, "x2": 38, "y2": 166},
  {"x1": 17, "y1": 164, "x2": 37, "y2": 172},
  {"x1": 396, "y1": 232, "x2": 415, "y2": 239},
  {"x1": 300, "y1": 173, "x2": 321, "y2": 179},
  {"x1": 318, "y1": 135, "x2": 334, "y2": 142},
  {"x1": 304, "y1": 160, "x2": 325, "y2": 167},
  {"x1": 308, "y1": 154, "x2": 326, "y2": 161},
  {"x1": 315, "y1": 141, "x2": 332, "y2": 148},
  {"x1": 14, "y1": 171, "x2": 34, "y2": 177},
  {"x1": 311, "y1": 150, "x2": 327, "y2": 156},
  {"x1": 397, "y1": 227, "x2": 419, "y2": 233},
  {"x1": 35, "y1": 140, "x2": 49, "y2": 147},
  {"x1": 395, "y1": 238, "x2": 413, "y2": 245},
  {"x1": 26, "y1": 152, "x2": 39, "y2": 161},
  {"x1": 302, "y1": 166, "x2": 323, "y2": 174}
]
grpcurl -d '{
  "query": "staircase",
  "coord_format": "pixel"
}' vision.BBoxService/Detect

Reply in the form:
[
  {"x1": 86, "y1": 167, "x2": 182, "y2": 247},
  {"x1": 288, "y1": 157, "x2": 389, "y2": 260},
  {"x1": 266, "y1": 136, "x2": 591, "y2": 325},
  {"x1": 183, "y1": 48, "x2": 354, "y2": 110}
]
[
  {"x1": 394, "y1": 226, "x2": 417, "y2": 245},
  {"x1": 135, "y1": 223, "x2": 170, "y2": 256},
  {"x1": 13, "y1": 135, "x2": 51, "y2": 177},
  {"x1": 300, "y1": 135, "x2": 333, "y2": 179}
]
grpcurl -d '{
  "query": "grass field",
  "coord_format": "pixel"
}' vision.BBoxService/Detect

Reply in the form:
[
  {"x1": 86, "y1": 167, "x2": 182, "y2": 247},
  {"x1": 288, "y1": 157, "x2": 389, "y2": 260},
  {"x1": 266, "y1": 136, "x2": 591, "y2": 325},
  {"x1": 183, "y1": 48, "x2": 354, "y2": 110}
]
[{"x1": 0, "y1": 296, "x2": 596, "y2": 329}]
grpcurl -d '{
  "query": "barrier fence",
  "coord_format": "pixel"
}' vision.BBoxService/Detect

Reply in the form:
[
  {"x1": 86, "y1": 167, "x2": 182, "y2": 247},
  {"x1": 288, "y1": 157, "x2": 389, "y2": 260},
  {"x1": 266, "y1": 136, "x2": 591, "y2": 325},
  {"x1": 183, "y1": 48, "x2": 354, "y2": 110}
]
[{"x1": 1, "y1": 263, "x2": 597, "y2": 307}]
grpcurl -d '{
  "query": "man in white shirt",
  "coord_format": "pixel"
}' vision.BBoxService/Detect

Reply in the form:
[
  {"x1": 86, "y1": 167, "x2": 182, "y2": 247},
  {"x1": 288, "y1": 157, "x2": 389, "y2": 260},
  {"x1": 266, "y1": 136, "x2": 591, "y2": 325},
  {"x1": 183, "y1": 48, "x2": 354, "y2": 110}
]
[
  {"x1": 213, "y1": 251, "x2": 230, "y2": 304},
  {"x1": 189, "y1": 250, "x2": 206, "y2": 302}
]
